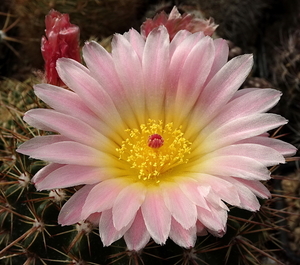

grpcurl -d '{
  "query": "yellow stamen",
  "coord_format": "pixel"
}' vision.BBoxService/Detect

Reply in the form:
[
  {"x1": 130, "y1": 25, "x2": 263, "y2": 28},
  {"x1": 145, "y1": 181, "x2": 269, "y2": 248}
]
[{"x1": 116, "y1": 119, "x2": 191, "y2": 183}]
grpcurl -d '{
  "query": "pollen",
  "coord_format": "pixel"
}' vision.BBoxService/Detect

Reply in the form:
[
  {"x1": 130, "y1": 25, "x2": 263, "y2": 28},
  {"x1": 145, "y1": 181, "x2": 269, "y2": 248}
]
[{"x1": 116, "y1": 119, "x2": 191, "y2": 182}]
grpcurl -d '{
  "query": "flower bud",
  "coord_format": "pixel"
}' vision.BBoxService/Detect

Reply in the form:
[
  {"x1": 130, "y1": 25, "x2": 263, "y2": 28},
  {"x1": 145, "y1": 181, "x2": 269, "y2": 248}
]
[{"x1": 41, "y1": 10, "x2": 81, "y2": 86}]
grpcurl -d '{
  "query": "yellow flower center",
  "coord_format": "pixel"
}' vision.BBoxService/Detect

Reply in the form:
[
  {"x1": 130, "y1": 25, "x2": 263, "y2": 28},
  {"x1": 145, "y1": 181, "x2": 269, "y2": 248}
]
[{"x1": 116, "y1": 119, "x2": 191, "y2": 183}]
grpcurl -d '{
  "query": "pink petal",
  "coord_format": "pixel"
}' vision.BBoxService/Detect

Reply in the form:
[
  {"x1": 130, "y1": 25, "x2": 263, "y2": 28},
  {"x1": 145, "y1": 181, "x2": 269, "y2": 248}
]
[
  {"x1": 23, "y1": 109, "x2": 111, "y2": 149},
  {"x1": 124, "y1": 209, "x2": 151, "y2": 251},
  {"x1": 112, "y1": 182, "x2": 146, "y2": 230},
  {"x1": 17, "y1": 135, "x2": 68, "y2": 154},
  {"x1": 169, "y1": 218, "x2": 197, "y2": 248},
  {"x1": 198, "y1": 186, "x2": 229, "y2": 210},
  {"x1": 170, "y1": 30, "x2": 204, "y2": 57},
  {"x1": 237, "y1": 135, "x2": 297, "y2": 157},
  {"x1": 196, "y1": 203, "x2": 227, "y2": 236},
  {"x1": 82, "y1": 41, "x2": 119, "y2": 89},
  {"x1": 123, "y1": 28, "x2": 145, "y2": 62},
  {"x1": 112, "y1": 32, "x2": 145, "y2": 121},
  {"x1": 58, "y1": 185, "x2": 95, "y2": 225},
  {"x1": 199, "y1": 175, "x2": 264, "y2": 211},
  {"x1": 18, "y1": 140, "x2": 103, "y2": 166},
  {"x1": 195, "y1": 54, "x2": 253, "y2": 123},
  {"x1": 234, "y1": 178, "x2": 270, "y2": 199},
  {"x1": 56, "y1": 58, "x2": 124, "y2": 128},
  {"x1": 32, "y1": 163, "x2": 64, "y2": 188},
  {"x1": 86, "y1": 212, "x2": 101, "y2": 226},
  {"x1": 168, "y1": 31, "x2": 205, "y2": 91},
  {"x1": 202, "y1": 113, "x2": 287, "y2": 150},
  {"x1": 229, "y1": 87, "x2": 257, "y2": 100},
  {"x1": 177, "y1": 178, "x2": 210, "y2": 209},
  {"x1": 173, "y1": 36, "x2": 215, "y2": 122},
  {"x1": 99, "y1": 209, "x2": 131, "y2": 246},
  {"x1": 211, "y1": 88, "x2": 282, "y2": 127},
  {"x1": 34, "y1": 165, "x2": 106, "y2": 190},
  {"x1": 221, "y1": 177, "x2": 262, "y2": 211},
  {"x1": 22, "y1": 109, "x2": 55, "y2": 131},
  {"x1": 82, "y1": 41, "x2": 135, "y2": 122},
  {"x1": 142, "y1": 26, "x2": 170, "y2": 119},
  {"x1": 141, "y1": 187, "x2": 171, "y2": 244},
  {"x1": 34, "y1": 84, "x2": 105, "y2": 131},
  {"x1": 81, "y1": 178, "x2": 127, "y2": 219},
  {"x1": 205, "y1": 38, "x2": 229, "y2": 83},
  {"x1": 199, "y1": 155, "x2": 270, "y2": 180},
  {"x1": 177, "y1": 37, "x2": 215, "y2": 93},
  {"x1": 162, "y1": 183, "x2": 197, "y2": 229},
  {"x1": 191, "y1": 174, "x2": 240, "y2": 207},
  {"x1": 230, "y1": 87, "x2": 281, "y2": 108},
  {"x1": 169, "y1": 30, "x2": 193, "y2": 56},
  {"x1": 214, "y1": 143, "x2": 285, "y2": 166}
]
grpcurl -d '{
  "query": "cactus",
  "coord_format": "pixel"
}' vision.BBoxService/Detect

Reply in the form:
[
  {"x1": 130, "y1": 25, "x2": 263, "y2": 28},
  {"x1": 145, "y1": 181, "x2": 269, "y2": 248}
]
[{"x1": 0, "y1": 2, "x2": 299, "y2": 265}]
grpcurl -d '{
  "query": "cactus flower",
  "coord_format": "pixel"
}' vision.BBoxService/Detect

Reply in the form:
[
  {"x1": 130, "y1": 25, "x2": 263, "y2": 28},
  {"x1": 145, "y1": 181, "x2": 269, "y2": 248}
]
[
  {"x1": 141, "y1": 6, "x2": 218, "y2": 40},
  {"x1": 18, "y1": 26, "x2": 296, "y2": 251},
  {"x1": 41, "y1": 10, "x2": 81, "y2": 86}
]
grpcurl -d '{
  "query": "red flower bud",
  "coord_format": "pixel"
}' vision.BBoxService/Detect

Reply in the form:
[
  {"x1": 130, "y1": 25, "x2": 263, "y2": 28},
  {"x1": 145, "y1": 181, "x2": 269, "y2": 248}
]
[
  {"x1": 141, "y1": 6, "x2": 218, "y2": 40},
  {"x1": 41, "y1": 10, "x2": 81, "y2": 86}
]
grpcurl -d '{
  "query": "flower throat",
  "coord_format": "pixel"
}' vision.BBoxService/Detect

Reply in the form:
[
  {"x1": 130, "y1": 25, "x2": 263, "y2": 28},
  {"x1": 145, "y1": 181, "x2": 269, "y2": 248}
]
[{"x1": 116, "y1": 119, "x2": 191, "y2": 183}]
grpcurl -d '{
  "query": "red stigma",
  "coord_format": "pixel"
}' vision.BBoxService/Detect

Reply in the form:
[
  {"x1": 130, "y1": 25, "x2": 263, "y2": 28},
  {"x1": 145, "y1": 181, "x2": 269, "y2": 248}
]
[{"x1": 148, "y1": 134, "x2": 164, "y2": 148}]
